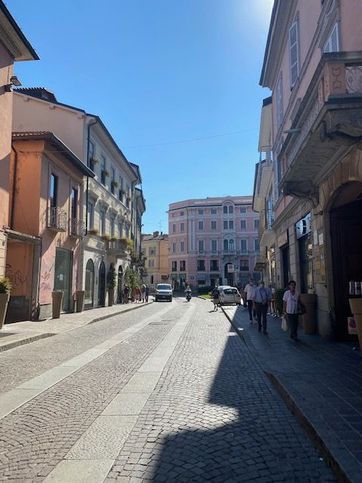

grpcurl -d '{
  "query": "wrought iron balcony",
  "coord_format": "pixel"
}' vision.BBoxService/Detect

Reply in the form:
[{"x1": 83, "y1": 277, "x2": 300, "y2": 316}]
[
  {"x1": 280, "y1": 52, "x2": 362, "y2": 200},
  {"x1": 48, "y1": 207, "x2": 67, "y2": 232},
  {"x1": 107, "y1": 239, "x2": 128, "y2": 257}
]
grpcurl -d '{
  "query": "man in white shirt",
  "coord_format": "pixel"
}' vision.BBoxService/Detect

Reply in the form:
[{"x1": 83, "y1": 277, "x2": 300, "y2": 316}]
[
  {"x1": 244, "y1": 280, "x2": 256, "y2": 323},
  {"x1": 283, "y1": 280, "x2": 304, "y2": 341}
]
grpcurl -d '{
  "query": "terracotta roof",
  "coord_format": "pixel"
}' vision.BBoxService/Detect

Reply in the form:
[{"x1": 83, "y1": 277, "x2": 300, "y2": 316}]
[
  {"x1": 14, "y1": 87, "x2": 57, "y2": 103},
  {"x1": 12, "y1": 131, "x2": 94, "y2": 177}
]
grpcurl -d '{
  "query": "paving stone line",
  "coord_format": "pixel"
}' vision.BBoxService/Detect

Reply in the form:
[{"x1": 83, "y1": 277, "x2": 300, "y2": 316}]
[{"x1": 0, "y1": 303, "x2": 187, "y2": 481}]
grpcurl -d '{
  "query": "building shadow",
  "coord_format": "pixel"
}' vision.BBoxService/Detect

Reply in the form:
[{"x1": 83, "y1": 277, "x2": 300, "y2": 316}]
[{"x1": 149, "y1": 326, "x2": 332, "y2": 482}]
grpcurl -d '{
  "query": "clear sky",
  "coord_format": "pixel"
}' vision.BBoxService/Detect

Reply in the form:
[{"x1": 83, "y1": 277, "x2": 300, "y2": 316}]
[{"x1": 9, "y1": 0, "x2": 273, "y2": 233}]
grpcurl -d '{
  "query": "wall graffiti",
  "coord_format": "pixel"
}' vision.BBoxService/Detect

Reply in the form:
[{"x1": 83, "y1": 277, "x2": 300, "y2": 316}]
[{"x1": 6, "y1": 263, "x2": 27, "y2": 289}]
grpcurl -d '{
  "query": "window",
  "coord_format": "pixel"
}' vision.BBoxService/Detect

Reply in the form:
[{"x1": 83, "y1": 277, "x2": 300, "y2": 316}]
[
  {"x1": 211, "y1": 220, "x2": 217, "y2": 230},
  {"x1": 228, "y1": 205, "x2": 233, "y2": 214},
  {"x1": 180, "y1": 260, "x2": 186, "y2": 271},
  {"x1": 88, "y1": 140, "x2": 95, "y2": 170},
  {"x1": 149, "y1": 247, "x2": 156, "y2": 256},
  {"x1": 88, "y1": 201, "x2": 94, "y2": 229},
  {"x1": 289, "y1": 19, "x2": 300, "y2": 87},
  {"x1": 254, "y1": 239, "x2": 260, "y2": 252},
  {"x1": 223, "y1": 239, "x2": 228, "y2": 251},
  {"x1": 197, "y1": 260, "x2": 205, "y2": 271},
  {"x1": 324, "y1": 23, "x2": 339, "y2": 53},
  {"x1": 110, "y1": 216, "x2": 115, "y2": 237},
  {"x1": 211, "y1": 240, "x2": 217, "y2": 252},
  {"x1": 241, "y1": 239, "x2": 247, "y2": 253},
  {"x1": 180, "y1": 222, "x2": 185, "y2": 232},
  {"x1": 99, "y1": 208, "x2": 106, "y2": 235},
  {"x1": 229, "y1": 239, "x2": 234, "y2": 251},
  {"x1": 101, "y1": 156, "x2": 107, "y2": 185},
  {"x1": 211, "y1": 208, "x2": 217, "y2": 214},
  {"x1": 210, "y1": 260, "x2": 219, "y2": 271},
  {"x1": 172, "y1": 261, "x2": 177, "y2": 272},
  {"x1": 148, "y1": 259, "x2": 155, "y2": 268},
  {"x1": 223, "y1": 220, "x2": 228, "y2": 230},
  {"x1": 254, "y1": 219, "x2": 259, "y2": 230},
  {"x1": 172, "y1": 224, "x2": 176, "y2": 234},
  {"x1": 118, "y1": 221, "x2": 123, "y2": 237},
  {"x1": 240, "y1": 259, "x2": 249, "y2": 271},
  {"x1": 198, "y1": 240, "x2": 204, "y2": 253},
  {"x1": 276, "y1": 73, "x2": 284, "y2": 128},
  {"x1": 71, "y1": 188, "x2": 78, "y2": 220},
  {"x1": 229, "y1": 220, "x2": 234, "y2": 229},
  {"x1": 240, "y1": 207, "x2": 247, "y2": 214},
  {"x1": 198, "y1": 221, "x2": 204, "y2": 230},
  {"x1": 223, "y1": 206, "x2": 228, "y2": 214},
  {"x1": 118, "y1": 176, "x2": 123, "y2": 201},
  {"x1": 180, "y1": 211, "x2": 184, "y2": 216},
  {"x1": 110, "y1": 167, "x2": 116, "y2": 194},
  {"x1": 198, "y1": 209, "x2": 204, "y2": 215},
  {"x1": 180, "y1": 241, "x2": 185, "y2": 252},
  {"x1": 172, "y1": 242, "x2": 176, "y2": 253},
  {"x1": 49, "y1": 174, "x2": 58, "y2": 207},
  {"x1": 240, "y1": 220, "x2": 246, "y2": 230}
]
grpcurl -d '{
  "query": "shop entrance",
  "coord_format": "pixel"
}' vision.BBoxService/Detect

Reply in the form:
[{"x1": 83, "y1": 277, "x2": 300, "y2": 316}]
[
  {"x1": 54, "y1": 248, "x2": 72, "y2": 312},
  {"x1": 98, "y1": 261, "x2": 106, "y2": 306},
  {"x1": 330, "y1": 184, "x2": 362, "y2": 339},
  {"x1": 117, "y1": 266, "x2": 123, "y2": 303}
]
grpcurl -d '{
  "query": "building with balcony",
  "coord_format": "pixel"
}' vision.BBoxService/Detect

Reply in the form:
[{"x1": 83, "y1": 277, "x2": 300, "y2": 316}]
[
  {"x1": 13, "y1": 88, "x2": 145, "y2": 309},
  {"x1": 258, "y1": 0, "x2": 362, "y2": 339},
  {"x1": 142, "y1": 232, "x2": 169, "y2": 288},
  {"x1": 0, "y1": 0, "x2": 38, "y2": 278},
  {"x1": 6, "y1": 132, "x2": 93, "y2": 321},
  {"x1": 168, "y1": 196, "x2": 260, "y2": 290}
]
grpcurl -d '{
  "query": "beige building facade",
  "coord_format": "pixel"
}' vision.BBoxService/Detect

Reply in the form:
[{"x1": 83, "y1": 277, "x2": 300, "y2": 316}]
[
  {"x1": 257, "y1": 0, "x2": 362, "y2": 339},
  {"x1": 142, "y1": 232, "x2": 169, "y2": 288}
]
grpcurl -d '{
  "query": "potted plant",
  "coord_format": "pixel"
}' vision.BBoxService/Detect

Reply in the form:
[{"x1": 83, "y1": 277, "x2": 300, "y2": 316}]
[
  {"x1": 102, "y1": 234, "x2": 111, "y2": 242},
  {"x1": 111, "y1": 180, "x2": 119, "y2": 189},
  {"x1": 107, "y1": 266, "x2": 117, "y2": 306},
  {"x1": 0, "y1": 277, "x2": 11, "y2": 329},
  {"x1": 88, "y1": 228, "x2": 99, "y2": 236}
]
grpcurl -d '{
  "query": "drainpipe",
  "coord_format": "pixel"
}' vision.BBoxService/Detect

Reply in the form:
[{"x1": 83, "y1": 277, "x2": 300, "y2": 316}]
[
  {"x1": 10, "y1": 145, "x2": 19, "y2": 229},
  {"x1": 85, "y1": 118, "x2": 98, "y2": 234}
]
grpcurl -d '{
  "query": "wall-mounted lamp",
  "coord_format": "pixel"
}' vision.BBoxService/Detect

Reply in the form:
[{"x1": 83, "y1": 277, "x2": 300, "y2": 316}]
[{"x1": 4, "y1": 75, "x2": 22, "y2": 92}]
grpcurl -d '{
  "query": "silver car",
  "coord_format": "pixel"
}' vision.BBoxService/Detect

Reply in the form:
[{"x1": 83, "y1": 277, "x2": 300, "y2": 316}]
[
  {"x1": 154, "y1": 283, "x2": 173, "y2": 302},
  {"x1": 218, "y1": 286, "x2": 242, "y2": 306}
]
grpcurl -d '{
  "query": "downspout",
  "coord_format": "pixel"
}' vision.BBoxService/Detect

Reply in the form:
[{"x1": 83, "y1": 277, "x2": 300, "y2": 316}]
[
  {"x1": 85, "y1": 118, "x2": 98, "y2": 234},
  {"x1": 10, "y1": 145, "x2": 19, "y2": 229}
]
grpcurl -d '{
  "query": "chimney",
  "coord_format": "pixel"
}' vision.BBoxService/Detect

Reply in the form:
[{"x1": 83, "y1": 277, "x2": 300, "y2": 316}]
[{"x1": 153, "y1": 231, "x2": 159, "y2": 237}]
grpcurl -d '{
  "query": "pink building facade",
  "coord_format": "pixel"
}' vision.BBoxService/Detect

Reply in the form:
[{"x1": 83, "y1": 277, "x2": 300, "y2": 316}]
[{"x1": 168, "y1": 196, "x2": 260, "y2": 290}]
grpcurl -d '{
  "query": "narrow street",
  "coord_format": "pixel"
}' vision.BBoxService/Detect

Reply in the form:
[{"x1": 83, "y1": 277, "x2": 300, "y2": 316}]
[{"x1": 0, "y1": 298, "x2": 334, "y2": 482}]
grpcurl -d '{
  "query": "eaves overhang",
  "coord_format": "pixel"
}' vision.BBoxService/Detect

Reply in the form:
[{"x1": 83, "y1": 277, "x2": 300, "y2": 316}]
[{"x1": 0, "y1": 1, "x2": 39, "y2": 60}]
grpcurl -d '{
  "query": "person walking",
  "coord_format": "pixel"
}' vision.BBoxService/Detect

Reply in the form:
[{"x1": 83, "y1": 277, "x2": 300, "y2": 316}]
[
  {"x1": 141, "y1": 284, "x2": 146, "y2": 303},
  {"x1": 253, "y1": 281, "x2": 271, "y2": 334},
  {"x1": 244, "y1": 280, "x2": 256, "y2": 324},
  {"x1": 211, "y1": 286, "x2": 220, "y2": 311},
  {"x1": 283, "y1": 280, "x2": 304, "y2": 341},
  {"x1": 145, "y1": 285, "x2": 149, "y2": 302}
]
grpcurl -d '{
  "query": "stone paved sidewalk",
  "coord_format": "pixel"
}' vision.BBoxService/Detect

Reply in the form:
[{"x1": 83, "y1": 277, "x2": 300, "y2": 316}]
[
  {"x1": 222, "y1": 304, "x2": 362, "y2": 483},
  {"x1": 0, "y1": 301, "x2": 152, "y2": 352}
]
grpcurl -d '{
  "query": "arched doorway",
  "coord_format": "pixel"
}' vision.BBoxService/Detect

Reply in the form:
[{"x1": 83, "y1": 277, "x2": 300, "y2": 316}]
[
  {"x1": 329, "y1": 182, "x2": 362, "y2": 339},
  {"x1": 85, "y1": 259, "x2": 94, "y2": 308},
  {"x1": 98, "y1": 261, "x2": 106, "y2": 306},
  {"x1": 117, "y1": 266, "x2": 123, "y2": 303}
]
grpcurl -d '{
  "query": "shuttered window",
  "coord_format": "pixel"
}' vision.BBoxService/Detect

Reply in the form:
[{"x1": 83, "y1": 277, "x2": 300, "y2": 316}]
[{"x1": 289, "y1": 20, "x2": 300, "y2": 87}]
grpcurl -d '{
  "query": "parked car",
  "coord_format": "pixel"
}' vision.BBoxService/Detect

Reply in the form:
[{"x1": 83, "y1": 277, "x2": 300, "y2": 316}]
[
  {"x1": 218, "y1": 286, "x2": 242, "y2": 306},
  {"x1": 154, "y1": 283, "x2": 173, "y2": 302}
]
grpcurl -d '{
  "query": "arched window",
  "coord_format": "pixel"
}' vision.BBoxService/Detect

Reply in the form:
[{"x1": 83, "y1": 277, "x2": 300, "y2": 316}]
[
  {"x1": 224, "y1": 239, "x2": 229, "y2": 251},
  {"x1": 85, "y1": 259, "x2": 94, "y2": 307}
]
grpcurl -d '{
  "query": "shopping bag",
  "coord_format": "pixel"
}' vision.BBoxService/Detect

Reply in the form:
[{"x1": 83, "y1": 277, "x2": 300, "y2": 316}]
[{"x1": 281, "y1": 316, "x2": 288, "y2": 332}]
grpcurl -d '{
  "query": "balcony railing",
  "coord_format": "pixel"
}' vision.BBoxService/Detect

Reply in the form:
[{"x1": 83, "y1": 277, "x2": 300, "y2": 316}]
[
  {"x1": 70, "y1": 219, "x2": 85, "y2": 238},
  {"x1": 107, "y1": 239, "x2": 129, "y2": 257},
  {"x1": 280, "y1": 52, "x2": 362, "y2": 198},
  {"x1": 48, "y1": 207, "x2": 67, "y2": 232}
]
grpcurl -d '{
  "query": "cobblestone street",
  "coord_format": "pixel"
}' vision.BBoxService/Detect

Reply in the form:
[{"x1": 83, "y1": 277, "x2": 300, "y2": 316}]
[{"x1": 0, "y1": 298, "x2": 334, "y2": 482}]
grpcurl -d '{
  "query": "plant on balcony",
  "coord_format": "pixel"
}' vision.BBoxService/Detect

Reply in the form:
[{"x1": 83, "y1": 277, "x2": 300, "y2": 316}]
[
  {"x1": 102, "y1": 169, "x2": 109, "y2": 178},
  {"x1": 119, "y1": 237, "x2": 133, "y2": 250},
  {"x1": 0, "y1": 276, "x2": 11, "y2": 329},
  {"x1": 111, "y1": 180, "x2": 119, "y2": 188},
  {"x1": 110, "y1": 236, "x2": 117, "y2": 242},
  {"x1": 90, "y1": 156, "x2": 99, "y2": 164},
  {"x1": 102, "y1": 234, "x2": 111, "y2": 241},
  {"x1": 88, "y1": 228, "x2": 99, "y2": 236}
]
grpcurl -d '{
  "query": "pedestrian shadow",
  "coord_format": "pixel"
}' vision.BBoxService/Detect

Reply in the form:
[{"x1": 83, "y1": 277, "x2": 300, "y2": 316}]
[{"x1": 149, "y1": 325, "x2": 332, "y2": 482}]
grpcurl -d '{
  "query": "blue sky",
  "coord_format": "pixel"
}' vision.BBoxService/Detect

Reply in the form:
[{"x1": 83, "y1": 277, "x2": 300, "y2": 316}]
[{"x1": 9, "y1": 0, "x2": 273, "y2": 233}]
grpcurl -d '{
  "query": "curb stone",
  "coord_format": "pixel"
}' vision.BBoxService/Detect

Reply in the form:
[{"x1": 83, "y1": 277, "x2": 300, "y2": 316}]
[{"x1": 0, "y1": 302, "x2": 152, "y2": 353}]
